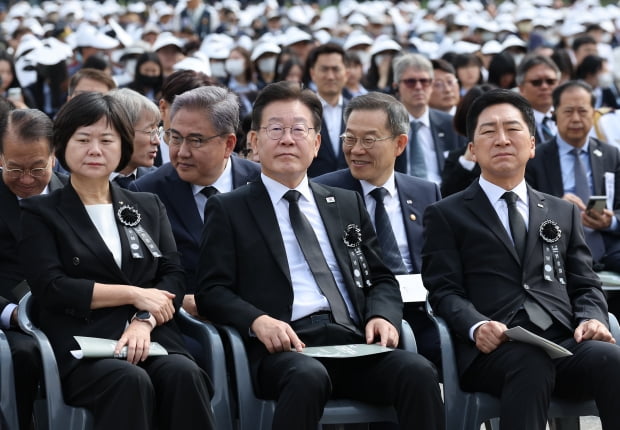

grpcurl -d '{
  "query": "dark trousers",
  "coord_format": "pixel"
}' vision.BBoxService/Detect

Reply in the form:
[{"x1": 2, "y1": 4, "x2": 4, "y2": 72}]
[
  {"x1": 5, "y1": 330, "x2": 41, "y2": 430},
  {"x1": 462, "y1": 331, "x2": 620, "y2": 430},
  {"x1": 255, "y1": 322, "x2": 445, "y2": 430},
  {"x1": 63, "y1": 354, "x2": 215, "y2": 430}
]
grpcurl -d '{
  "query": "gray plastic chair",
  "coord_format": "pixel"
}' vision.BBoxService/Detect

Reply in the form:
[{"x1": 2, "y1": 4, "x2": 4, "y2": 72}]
[
  {"x1": 0, "y1": 329, "x2": 19, "y2": 430},
  {"x1": 426, "y1": 300, "x2": 620, "y2": 430},
  {"x1": 220, "y1": 320, "x2": 417, "y2": 430},
  {"x1": 17, "y1": 292, "x2": 94, "y2": 430},
  {"x1": 176, "y1": 309, "x2": 234, "y2": 430}
]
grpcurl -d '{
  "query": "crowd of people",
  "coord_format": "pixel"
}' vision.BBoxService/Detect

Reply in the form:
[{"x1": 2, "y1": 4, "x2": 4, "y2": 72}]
[{"x1": 2, "y1": 0, "x2": 620, "y2": 429}]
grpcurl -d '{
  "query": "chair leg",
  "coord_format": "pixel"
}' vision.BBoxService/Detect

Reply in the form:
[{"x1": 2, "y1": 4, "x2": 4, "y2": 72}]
[{"x1": 549, "y1": 417, "x2": 580, "y2": 430}]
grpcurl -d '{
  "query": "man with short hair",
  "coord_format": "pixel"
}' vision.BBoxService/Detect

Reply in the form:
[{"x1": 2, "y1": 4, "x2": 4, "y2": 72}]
[
  {"x1": 306, "y1": 43, "x2": 350, "y2": 177},
  {"x1": 314, "y1": 92, "x2": 441, "y2": 363},
  {"x1": 196, "y1": 81, "x2": 444, "y2": 430},
  {"x1": 429, "y1": 59, "x2": 460, "y2": 115},
  {"x1": 392, "y1": 53, "x2": 463, "y2": 184},
  {"x1": 516, "y1": 55, "x2": 560, "y2": 144},
  {"x1": 423, "y1": 89, "x2": 620, "y2": 430},
  {"x1": 0, "y1": 107, "x2": 66, "y2": 430},
  {"x1": 130, "y1": 86, "x2": 260, "y2": 313},
  {"x1": 67, "y1": 68, "x2": 117, "y2": 100}
]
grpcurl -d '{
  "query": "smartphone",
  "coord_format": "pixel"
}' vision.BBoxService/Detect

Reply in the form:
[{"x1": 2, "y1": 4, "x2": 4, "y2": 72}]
[{"x1": 586, "y1": 195, "x2": 607, "y2": 214}]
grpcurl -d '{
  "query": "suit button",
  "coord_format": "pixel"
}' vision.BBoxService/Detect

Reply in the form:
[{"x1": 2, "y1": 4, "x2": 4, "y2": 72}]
[
  {"x1": 523, "y1": 284, "x2": 530, "y2": 290},
  {"x1": 72, "y1": 257, "x2": 80, "y2": 266}
]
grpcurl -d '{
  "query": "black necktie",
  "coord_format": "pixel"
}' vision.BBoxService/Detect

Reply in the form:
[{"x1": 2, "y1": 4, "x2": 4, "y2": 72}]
[
  {"x1": 409, "y1": 121, "x2": 427, "y2": 178},
  {"x1": 114, "y1": 173, "x2": 135, "y2": 188},
  {"x1": 201, "y1": 186, "x2": 219, "y2": 222},
  {"x1": 283, "y1": 190, "x2": 358, "y2": 333},
  {"x1": 369, "y1": 188, "x2": 408, "y2": 274}
]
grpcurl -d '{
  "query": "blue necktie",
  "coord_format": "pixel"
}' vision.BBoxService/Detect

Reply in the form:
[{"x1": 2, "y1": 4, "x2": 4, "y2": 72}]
[
  {"x1": 369, "y1": 187, "x2": 408, "y2": 274},
  {"x1": 409, "y1": 121, "x2": 427, "y2": 178},
  {"x1": 541, "y1": 117, "x2": 555, "y2": 142}
]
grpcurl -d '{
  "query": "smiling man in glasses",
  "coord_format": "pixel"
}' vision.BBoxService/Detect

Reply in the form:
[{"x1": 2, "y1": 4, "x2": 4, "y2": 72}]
[
  {"x1": 131, "y1": 85, "x2": 260, "y2": 314},
  {"x1": 0, "y1": 106, "x2": 67, "y2": 430},
  {"x1": 392, "y1": 53, "x2": 464, "y2": 185},
  {"x1": 516, "y1": 55, "x2": 561, "y2": 144}
]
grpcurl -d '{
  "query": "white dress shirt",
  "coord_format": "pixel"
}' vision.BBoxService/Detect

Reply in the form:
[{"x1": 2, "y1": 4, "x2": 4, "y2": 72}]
[
  {"x1": 192, "y1": 158, "x2": 233, "y2": 222},
  {"x1": 410, "y1": 109, "x2": 441, "y2": 184},
  {"x1": 319, "y1": 94, "x2": 344, "y2": 157}
]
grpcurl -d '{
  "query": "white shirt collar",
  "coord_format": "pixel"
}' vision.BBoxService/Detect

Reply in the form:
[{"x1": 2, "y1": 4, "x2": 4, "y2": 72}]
[
  {"x1": 409, "y1": 108, "x2": 430, "y2": 128},
  {"x1": 360, "y1": 171, "x2": 397, "y2": 198},
  {"x1": 261, "y1": 173, "x2": 313, "y2": 205},
  {"x1": 478, "y1": 176, "x2": 528, "y2": 206},
  {"x1": 191, "y1": 157, "x2": 232, "y2": 196}
]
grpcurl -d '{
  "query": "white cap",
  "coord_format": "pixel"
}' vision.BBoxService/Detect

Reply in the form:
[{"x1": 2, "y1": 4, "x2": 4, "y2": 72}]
[
  {"x1": 173, "y1": 54, "x2": 211, "y2": 76},
  {"x1": 75, "y1": 25, "x2": 120, "y2": 49},
  {"x1": 347, "y1": 13, "x2": 369, "y2": 27},
  {"x1": 251, "y1": 42, "x2": 281, "y2": 62},
  {"x1": 343, "y1": 31, "x2": 373, "y2": 51},
  {"x1": 282, "y1": 27, "x2": 313, "y2": 47},
  {"x1": 14, "y1": 34, "x2": 43, "y2": 59},
  {"x1": 501, "y1": 35, "x2": 527, "y2": 50},
  {"x1": 451, "y1": 40, "x2": 481, "y2": 54},
  {"x1": 369, "y1": 37, "x2": 402, "y2": 57},
  {"x1": 481, "y1": 40, "x2": 503, "y2": 55},
  {"x1": 152, "y1": 32, "x2": 183, "y2": 52}
]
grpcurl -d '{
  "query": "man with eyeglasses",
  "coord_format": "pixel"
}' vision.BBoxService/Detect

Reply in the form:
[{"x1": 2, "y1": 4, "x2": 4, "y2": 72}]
[
  {"x1": 0, "y1": 107, "x2": 66, "y2": 430},
  {"x1": 428, "y1": 59, "x2": 460, "y2": 115},
  {"x1": 131, "y1": 85, "x2": 260, "y2": 315},
  {"x1": 392, "y1": 53, "x2": 464, "y2": 184},
  {"x1": 315, "y1": 92, "x2": 442, "y2": 366},
  {"x1": 196, "y1": 81, "x2": 444, "y2": 430},
  {"x1": 516, "y1": 55, "x2": 561, "y2": 145}
]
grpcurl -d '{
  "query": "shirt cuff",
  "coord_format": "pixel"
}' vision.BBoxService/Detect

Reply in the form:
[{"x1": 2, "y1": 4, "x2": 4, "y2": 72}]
[
  {"x1": 458, "y1": 155, "x2": 476, "y2": 171},
  {"x1": 1, "y1": 303, "x2": 17, "y2": 329},
  {"x1": 469, "y1": 320, "x2": 489, "y2": 341}
]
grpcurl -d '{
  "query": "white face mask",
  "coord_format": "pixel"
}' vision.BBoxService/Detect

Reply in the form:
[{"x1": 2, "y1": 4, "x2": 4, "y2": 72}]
[
  {"x1": 210, "y1": 61, "x2": 227, "y2": 78},
  {"x1": 225, "y1": 58, "x2": 245, "y2": 77},
  {"x1": 601, "y1": 33, "x2": 613, "y2": 44},
  {"x1": 598, "y1": 72, "x2": 614, "y2": 88},
  {"x1": 257, "y1": 57, "x2": 277, "y2": 74},
  {"x1": 124, "y1": 59, "x2": 137, "y2": 78},
  {"x1": 374, "y1": 54, "x2": 386, "y2": 68},
  {"x1": 447, "y1": 31, "x2": 463, "y2": 41},
  {"x1": 353, "y1": 50, "x2": 371, "y2": 72},
  {"x1": 513, "y1": 54, "x2": 525, "y2": 66}
]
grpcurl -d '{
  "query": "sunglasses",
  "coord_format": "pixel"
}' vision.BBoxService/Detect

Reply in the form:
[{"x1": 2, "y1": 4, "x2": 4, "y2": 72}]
[
  {"x1": 527, "y1": 78, "x2": 558, "y2": 87},
  {"x1": 400, "y1": 78, "x2": 433, "y2": 88}
]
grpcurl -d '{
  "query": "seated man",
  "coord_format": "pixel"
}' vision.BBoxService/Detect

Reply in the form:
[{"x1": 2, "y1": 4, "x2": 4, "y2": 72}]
[
  {"x1": 196, "y1": 81, "x2": 444, "y2": 430},
  {"x1": 423, "y1": 89, "x2": 620, "y2": 430}
]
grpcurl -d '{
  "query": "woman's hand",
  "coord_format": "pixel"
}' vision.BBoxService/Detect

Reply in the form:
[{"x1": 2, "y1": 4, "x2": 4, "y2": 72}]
[
  {"x1": 132, "y1": 287, "x2": 176, "y2": 325},
  {"x1": 115, "y1": 320, "x2": 152, "y2": 364}
]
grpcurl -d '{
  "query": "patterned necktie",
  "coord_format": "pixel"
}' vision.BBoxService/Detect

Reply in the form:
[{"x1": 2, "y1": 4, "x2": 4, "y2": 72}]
[
  {"x1": 201, "y1": 186, "x2": 219, "y2": 222},
  {"x1": 283, "y1": 190, "x2": 358, "y2": 333},
  {"x1": 408, "y1": 121, "x2": 427, "y2": 178},
  {"x1": 570, "y1": 148, "x2": 590, "y2": 203},
  {"x1": 541, "y1": 117, "x2": 555, "y2": 142},
  {"x1": 369, "y1": 187, "x2": 408, "y2": 274}
]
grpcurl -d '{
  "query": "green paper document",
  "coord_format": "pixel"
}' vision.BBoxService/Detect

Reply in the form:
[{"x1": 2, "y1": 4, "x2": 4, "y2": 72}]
[
  {"x1": 70, "y1": 336, "x2": 168, "y2": 359},
  {"x1": 299, "y1": 344, "x2": 394, "y2": 358}
]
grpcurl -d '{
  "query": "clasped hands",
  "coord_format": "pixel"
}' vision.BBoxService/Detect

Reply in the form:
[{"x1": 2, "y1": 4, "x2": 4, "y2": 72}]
[
  {"x1": 251, "y1": 314, "x2": 399, "y2": 354},
  {"x1": 474, "y1": 319, "x2": 616, "y2": 354}
]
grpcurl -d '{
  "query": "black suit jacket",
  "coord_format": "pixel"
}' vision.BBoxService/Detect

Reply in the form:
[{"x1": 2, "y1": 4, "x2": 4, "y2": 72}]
[
  {"x1": 0, "y1": 173, "x2": 67, "y2": 313},
  {"x1": 440, "y1": 146, "x2": 481, "y2": 197},
  {"x1": 19, "y1": 184, "x2": 189, "y2": 377},
  {"x1": 313, "y1": 169, "x2": 441, "y2": 273},
  {"x1": 195, "y1": 180, "x2": 403, "y2": 368},
  {"x1": 307, "y1": 98, "x2": 350, "y2": 178},
  {"x1": 395, "y1": 108, "x2": 464, "y2": 175},
  {"x1": 422, "y1": 181, "x2": 608, "y2": 375},
  {"x1": 130, "y1": 156, "x2": 261, "y2": 291}
]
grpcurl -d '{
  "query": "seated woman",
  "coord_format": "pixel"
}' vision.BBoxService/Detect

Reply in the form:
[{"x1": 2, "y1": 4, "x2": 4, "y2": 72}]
[{"x1": 19, "y1": 92, "x2": 215, "y2": 430}]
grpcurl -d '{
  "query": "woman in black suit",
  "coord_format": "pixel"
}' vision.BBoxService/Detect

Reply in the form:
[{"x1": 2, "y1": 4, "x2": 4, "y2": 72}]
[{"x1": 19, "y1": 93, "x2": 215, "y2": 430}]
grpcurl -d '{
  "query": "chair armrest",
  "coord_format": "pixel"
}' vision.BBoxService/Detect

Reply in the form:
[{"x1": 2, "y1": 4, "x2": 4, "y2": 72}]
[
  {"x1": 0, "y1": 329, "x2": 19, "y2": 429},
  {"x1": 609, "y1": 312, "x2": 620, "y2": 340},
  {"x1": 399, "y1": 319, "x2": 417, "y2": 353}
]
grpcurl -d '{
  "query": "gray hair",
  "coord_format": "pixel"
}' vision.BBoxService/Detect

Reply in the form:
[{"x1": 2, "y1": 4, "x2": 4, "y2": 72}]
[
  {"x1": 344, "y1": 92, "x2": 410, "y2": 136},
  {"x1": 515, "y1": 54, "x2": 561, "y2": 86},
  {"x1": 108, "y1": 88, "x2": 161, "y2": 126},
  {"x1": 170, "y1": 86, "x2": 239, "y2": 134},
  {"x1": 392, "y1": 53, "x2": 434, "y2": 84}
]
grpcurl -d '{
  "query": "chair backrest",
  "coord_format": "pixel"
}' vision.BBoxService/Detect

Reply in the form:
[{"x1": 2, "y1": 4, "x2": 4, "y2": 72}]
[
  {"x1": 17, "y1": 292, "x2": 94, "y2": 430},
  {"x1": 176, "y1": 310, "x2": 234, "y2": 430},
  {"x1": 0, "y1": 329, "x2": 19, "y2": 430}
]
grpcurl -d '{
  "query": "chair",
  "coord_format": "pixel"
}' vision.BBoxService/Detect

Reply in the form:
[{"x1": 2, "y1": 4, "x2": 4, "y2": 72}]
[
  {"x1": 175, "y1": 309, "x2": 234, "y2": 430},
  {"x1": 220, "y1": 320, "x2": 417, "y2": 430},
  {"x1": 17, "y1": 292, "x2": 94, "y2": 430},
  {"x1": 0, "y1": 329, "x2": 19, "y2": 430},
  {"x1": 426, "y1": 300, "x2": 620, "y2": 430}
]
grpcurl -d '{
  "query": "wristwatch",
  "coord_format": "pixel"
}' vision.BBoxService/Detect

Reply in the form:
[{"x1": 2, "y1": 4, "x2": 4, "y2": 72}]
[{"x1": 132, "y1": 310, "x2": 155, "y2": 329}]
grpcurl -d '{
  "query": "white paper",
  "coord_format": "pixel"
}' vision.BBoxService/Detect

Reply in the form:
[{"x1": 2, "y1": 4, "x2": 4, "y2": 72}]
[
  {"x1": 605, "y1": 172, "x2": 615, "y2": 210},
  {"x1": 504, "y1": 326, "x2": 573, "y2": 359},
  {"x1": 70, "y1": 336, "x2": 168, "y2": 359},
  {"x1": 396, "y1": 274, "x2": 428, "y2": 303},
  {"x1": 299, "y1": 344, "x2": 394, "y2": 358}
]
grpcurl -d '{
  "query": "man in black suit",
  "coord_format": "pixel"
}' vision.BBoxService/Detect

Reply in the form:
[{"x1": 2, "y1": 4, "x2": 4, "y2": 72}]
[
  {"x1": 131, "y1": 86, "x2": 260, "y2": 315},
  {"x1": 392, "y1": 53, "x2": 464, "y2": 184},
  {"x1": 0, "y1": 108, "x2": 66, "y2": 430},
  {"x1": 314, "y1": 92, "x2": 441, "y2": 364},
  {"x1": 526, "y1": 80, "x2": 620, "y2": 273},
  {"x1": 423, "y1": 89, "x2": 620, "y2": 430},
  {"x1": 196, "y1": 82, "x2": 444, "y2": 430},
  {"x1": 306, "y1": 43, "x2": 350, "y2": 177}
]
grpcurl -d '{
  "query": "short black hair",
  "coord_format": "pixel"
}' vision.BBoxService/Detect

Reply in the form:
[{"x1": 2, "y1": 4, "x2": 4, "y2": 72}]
[
  {"x1": 305, "y1": 43, "x2": 346, "y2": 72},
  {"x1": 466, "y1": 89, "x2": 535, "y2": 142},
  {"x1": 552, "y1": 80, "x2": 595, "y2": 109},
  {"x1": 572, "y1": 35, "x2": 597, "y2": 53},
  {"x1": 53, "y1": 92, "x2": 134, "y2": 172},
  {"x1": 160, "y1": 69, "x2": 218, "y2": 104},
  {"x1": 0, "y1": 108, "x2": 53, "y2": 154},
  {"x1": 251, "y1": 81, "x2": 322, "y2": 132}
]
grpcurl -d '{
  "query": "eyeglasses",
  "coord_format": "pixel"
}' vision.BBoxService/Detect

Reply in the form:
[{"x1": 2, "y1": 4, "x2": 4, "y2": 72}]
[
  {"x1": 136, "y1": 127, "x2": 161, "y2": 140},
  {"x1": 432, "y1": 78, "x2": 458, "y2": 89},
  {"x1": 527, "y1": 78, "x2": 558, "y2": 87},
  {"x1": 164, "y1": 130, "x2": 227, "y2": 148},
  {"x1": 2, "y1": 158, "x2": 49, "y2": 179},
  {"x1": 341, "y1": 134, "x2": 394, "y2": 149},
  {"x1": 260, "y1": 124, "x2": 315, "y2": 140},
  {"x1": 399, "y1": 78, "x2": 433, "y2": 89}
]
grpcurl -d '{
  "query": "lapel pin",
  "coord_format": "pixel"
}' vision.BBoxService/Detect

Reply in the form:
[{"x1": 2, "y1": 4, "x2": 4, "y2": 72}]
[
  {"x1": 326, "y1": 196, "x2": 335, "y2": 203},
  {"x1": 438, "y1": 132, "x2": 445, "y2": 138},
  {"x1": 537, "y1": 203, "x2": 544, "y2": 208},
  {"x1": 593, "y1": 149, "x2": 603, "y2": 157},
  {"x1": 410, "y1": 214, "x2": 417, "y2": 221},
  {"x1": 406, "y1": 199, "x2": 413, "y2": 205}
]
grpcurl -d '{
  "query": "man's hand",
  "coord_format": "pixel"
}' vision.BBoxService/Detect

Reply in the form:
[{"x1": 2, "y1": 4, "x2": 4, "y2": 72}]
[
  {"x1": 182, "y1": 294, "x2": 198, "y2": 317},
  {"x1": 474, "y1": 321, "x2": 509, "y2": 353},
  {"x1": 583, "y1": 208, "x2": 613, "y2": 230},
  {"x1": 132, "y1": 288, "x2": 176, "y2": 325},
  {"x1": 115, "y1": 320, "x2": 152, "y2": 364},
  {"x1": 365, "y1": 317, "x2": 399, "y2": 348},
  {"x1": 562, "y1": 193, "x2": 586, "y2": 210},
  {"x1": 251, "y1": 315, "x2": 305, "y2": 353},
  {"x1": 574, "y1": 319, "x2": 616, "y2": 344}
]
